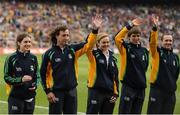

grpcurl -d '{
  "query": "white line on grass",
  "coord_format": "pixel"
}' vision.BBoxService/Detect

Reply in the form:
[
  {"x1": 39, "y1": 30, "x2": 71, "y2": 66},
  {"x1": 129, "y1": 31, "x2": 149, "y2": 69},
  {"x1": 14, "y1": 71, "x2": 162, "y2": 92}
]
[{"x1": 0, "y1": 100, "x2": 85, "y2": 114}]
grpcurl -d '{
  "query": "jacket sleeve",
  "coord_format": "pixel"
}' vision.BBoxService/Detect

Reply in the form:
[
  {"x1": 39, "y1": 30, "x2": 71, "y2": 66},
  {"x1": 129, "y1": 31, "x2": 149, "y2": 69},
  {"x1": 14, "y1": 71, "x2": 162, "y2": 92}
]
[
  {"x1": 40, "y1": 52, "x2": 53, "y2": 94},
  {"x1": 149, "y1": 27, "x2": 158, "y2": 57},
  {"x1": 114, "y1": 26, "x2": 129, "y2": 54},
  {"x1": 4, "y1": 56, "x2": 22, "y2": 85},
  {"x1": 145, "y1": 49, "x2": 149, "y2": 72},
  {"x1": 113, "y1": 58, "x2": 119, "y2": 96},
  {"x1": 34, "y1": 56, "x2": 41, "y2": 88},
  {"x1": 175, "y1": 54, "x2": 180, "y2": 81},
  {"x1": 75, "y1": 30, "x2": 98, "y2": 58}
]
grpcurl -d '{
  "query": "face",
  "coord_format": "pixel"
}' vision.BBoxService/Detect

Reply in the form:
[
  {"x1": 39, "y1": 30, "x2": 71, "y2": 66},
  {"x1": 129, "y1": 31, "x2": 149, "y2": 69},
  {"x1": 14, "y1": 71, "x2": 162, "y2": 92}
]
[
  {"x1": 129, "y1": 34, "x2": 141, "y2": 44},
  {"x1": 56, "y1": 29, "x2": 70, "y2": 47},
  {"x1": 98, "y1": 36, "x2": 110, "y2": 52},
  {"x1": 18, "y1": 36, "x2": 32, "y2": 53},
  {"x1": 161, "y1": 35, "x2": 173, "y2": 50}
]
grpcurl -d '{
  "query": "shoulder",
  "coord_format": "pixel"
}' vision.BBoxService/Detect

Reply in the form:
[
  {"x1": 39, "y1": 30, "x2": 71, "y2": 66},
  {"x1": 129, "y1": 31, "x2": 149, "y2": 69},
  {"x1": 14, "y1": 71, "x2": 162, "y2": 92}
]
[
  {"x1": 142, "y1": 47, "x2": 149, "y2": 53},
  {"x1": 109, "y1": 51, "x2": 117, "y2": 62},
  {"x1": 6, "y1": 52, "x2": 18, "y2": 61},
  {"x1": 29, "y1": 53, "x2": 38, "y2": 61},
  {"x1": 173, "y1": 53, "x2": 179, "y2": 60},
  {"x1": 44, "y1": 47, "x2": 56, "y2": 56}
]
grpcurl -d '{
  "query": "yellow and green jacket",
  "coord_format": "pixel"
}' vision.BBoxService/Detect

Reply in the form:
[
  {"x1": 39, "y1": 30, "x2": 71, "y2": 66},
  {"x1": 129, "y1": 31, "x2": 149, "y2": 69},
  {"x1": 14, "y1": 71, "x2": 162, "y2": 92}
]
[
  {"x1": 86, "y1": 49, "x2": 119, "y2": 96},
  {"x1": 149, "y1": 27, "x2": 179, "y2": 92},
  {"x1": 115, "y1": 26, "x2": 149, "y2": 89},
  {"x1": 40, "y1": 31, "x2": 97, "y2": 94}
]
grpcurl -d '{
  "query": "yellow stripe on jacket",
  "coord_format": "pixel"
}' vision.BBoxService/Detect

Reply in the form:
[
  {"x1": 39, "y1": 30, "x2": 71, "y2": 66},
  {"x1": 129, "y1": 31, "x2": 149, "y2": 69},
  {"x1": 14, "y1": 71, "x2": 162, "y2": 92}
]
[
  {"x1": 6, "y1": 84, "x2": 12, "y2": 95},
  {"x1": 115, "y1": 27, "x2": 128, "y2": 81},
  {"x1": 86, "y1": 50, "x2": 97, "y2": 87},
  {"x1": 149, "y1": 30, "x2": 159, "y2": 83},
  {"x1": 46, "y1": 62, "x2": 53, "y2": 89},
  {"x1": 75, "y1": 32, "x2": 97, "y2": 80}
]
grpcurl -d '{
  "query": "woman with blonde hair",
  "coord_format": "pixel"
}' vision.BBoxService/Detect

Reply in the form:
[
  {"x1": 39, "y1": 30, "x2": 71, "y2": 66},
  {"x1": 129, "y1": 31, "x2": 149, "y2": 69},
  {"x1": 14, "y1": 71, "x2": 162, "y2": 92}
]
[{"x1": 86, "y1": 32, "x2": 119, "y2": 114}]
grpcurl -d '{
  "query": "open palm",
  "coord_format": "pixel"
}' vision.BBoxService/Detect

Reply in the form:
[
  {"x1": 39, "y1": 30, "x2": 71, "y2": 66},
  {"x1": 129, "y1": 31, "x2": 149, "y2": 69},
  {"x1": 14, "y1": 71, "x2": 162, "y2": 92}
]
[
  {"x1": 151, "y1": 15, "x2": 159, "y2": 26},
  {"x1": 92, "y1": 14, "x2": 103, "y2": 30},
  {"x1": 132, "y1": 18, "x2": 144, "y2": 26}
]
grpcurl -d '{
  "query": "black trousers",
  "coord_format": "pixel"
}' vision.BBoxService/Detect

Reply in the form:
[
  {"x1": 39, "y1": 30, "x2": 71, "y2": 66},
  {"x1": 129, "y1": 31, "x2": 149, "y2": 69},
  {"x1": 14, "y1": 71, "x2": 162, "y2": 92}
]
[
  {"x1": 49, "y1": 88, "x2": 77, "y2": 114},
  {"x1": 86, "y1": 88, "x2": 115, "y2": 114},
  {"x1": 147, "y1": 86, "x2": 176, "y2": 114},
  {"x1": 8, "y1": 96, "x2": 35, "y2": 114},
  {"x1": 118, "y1": 84, "x2": 145, "y2": 114}
]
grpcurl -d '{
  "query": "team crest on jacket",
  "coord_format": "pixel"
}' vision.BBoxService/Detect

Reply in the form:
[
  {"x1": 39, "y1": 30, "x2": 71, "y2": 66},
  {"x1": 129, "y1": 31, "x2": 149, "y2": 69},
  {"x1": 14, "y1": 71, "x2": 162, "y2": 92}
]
[
  {"x1": 99, "y1": 59, "x2": 105, "y2": 64},
  {"x1": 68, "y1": 54, "x2": 72, "y2": 59},
  {"x1": 142, "y1": 55, "x2": 145, "y2": 61},
  {"x1": 16, "y1": 67, "x2": 22, "y2": 72},
  {"x1": 173, "y1": 60, "x2": 176, "y2": 66},
  {"x1": 55, "y1": 58, "x2": 61, "y2": 62},
  {"x1": 30, "y1": 65, "x2": 34, "y2": 71},
  {"x1": 163, "y1": 59, "x2": 167, "y2": 63},
  {"x1": 130, "y1": 54, "x2": 135, "y2": 58},
  {"x1": 112, "y1": 62, "x2": 114, "y2": 67}
]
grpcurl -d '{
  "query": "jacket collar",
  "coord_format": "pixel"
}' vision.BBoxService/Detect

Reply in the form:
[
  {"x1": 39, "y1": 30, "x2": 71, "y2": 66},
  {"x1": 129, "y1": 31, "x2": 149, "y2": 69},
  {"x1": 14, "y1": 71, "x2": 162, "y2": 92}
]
[
  {"x1": 16, "y1": 50, "x2": 30, "y2": 58},
  {"x1": 160, "y1": 47, "x2": 173, "y2": 54},
  {"x1": 129, "y1": 42, "x2": 141, "y2": 48}
]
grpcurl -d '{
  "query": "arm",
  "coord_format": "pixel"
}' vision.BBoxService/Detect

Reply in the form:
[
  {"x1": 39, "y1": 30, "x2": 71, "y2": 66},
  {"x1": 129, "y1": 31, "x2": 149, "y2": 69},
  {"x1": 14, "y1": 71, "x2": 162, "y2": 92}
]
[
  {"x1": 175, "y1": 55, "x2": 180, "y2": 81},
  {"x1": 114, "y1": 27, "x2": 129, "y2": 54},
  {"x1": 40, "y1": 52, "x2": 53, "y2": 94},
  {"x1": 145, "y1": 49, "x2": 149, "y2": 72},
  {"x1": 30, "y1": 56, "x2": 41, "y2": 90},
  {"x1": 40, "y1": 52, "x2": 58, "y2": 103},
  {"x1": 4, "y1": 56, "x2": 32, "y2": 85},
  {"x1": 113, "y1": 57, "x2": 119, "y2": 97},
  {"x1": 149, "y1": 15, "x2": 159, "y2": 57},
  {"x1": 4, "y1": 56, "x2": 22, "y2": 85},
  {"x1": 109, "y1": 57, "x2": 119, "y2": 103},
  {"x1": 75, "y1": 14, "x2": 103, "y2": 58},
  {"x1": 74, "y1": 31, "x2": 98, "y2": 58},
  {"x1": 115, "y1": 18, "x2": 144, "y2": 54}
]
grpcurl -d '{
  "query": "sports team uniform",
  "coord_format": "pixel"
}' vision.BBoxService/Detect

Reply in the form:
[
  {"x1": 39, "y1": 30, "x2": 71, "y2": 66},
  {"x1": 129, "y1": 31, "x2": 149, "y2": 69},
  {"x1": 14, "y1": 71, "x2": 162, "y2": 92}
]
[
  {"x1": 86, "y1": 49, "x2": 119, "y2": 114},
  {"x1": 115, "y1": 25, "x2": 149, "y2": 114},
  {"x1": 4, "y1": 50, "x2": 40, "y2": 114},
  {"x1": 40, "y1": 30, "x2": 97, "y2": 114},
  {"x1": 147, "y1": 26, "x2": 180, "y2": 114}
]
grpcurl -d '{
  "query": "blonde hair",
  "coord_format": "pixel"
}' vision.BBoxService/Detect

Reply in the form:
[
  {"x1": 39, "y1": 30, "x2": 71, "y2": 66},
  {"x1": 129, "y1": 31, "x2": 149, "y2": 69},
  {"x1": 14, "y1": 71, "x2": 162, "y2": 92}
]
[
  {"x1": 96, "y1": 33, "x2": 109, "y2": 48},
  {"x1": 97, "y1": 33, "x2": 108, "y2": 42}
]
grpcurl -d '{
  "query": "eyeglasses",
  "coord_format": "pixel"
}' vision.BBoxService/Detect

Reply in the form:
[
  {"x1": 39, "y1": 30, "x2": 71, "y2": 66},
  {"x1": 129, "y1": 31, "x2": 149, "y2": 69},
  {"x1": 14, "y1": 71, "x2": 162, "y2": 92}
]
[{"x1": 131, "y1": 34, "x2": 140, "y2": 37}]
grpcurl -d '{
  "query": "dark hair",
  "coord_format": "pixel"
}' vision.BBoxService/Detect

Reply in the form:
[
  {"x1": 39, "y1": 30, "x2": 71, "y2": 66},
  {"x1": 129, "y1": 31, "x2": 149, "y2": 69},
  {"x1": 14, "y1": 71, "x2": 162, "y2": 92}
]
[
  {"x1": 16, "y1": 33, "x2": 31, "y2": 50},
  {"x1": 127, "y1": 27, "x2": 141, "y2": 37},
  {"x1": 50, "y1": 24, "x2": 68, "y2": 46}
]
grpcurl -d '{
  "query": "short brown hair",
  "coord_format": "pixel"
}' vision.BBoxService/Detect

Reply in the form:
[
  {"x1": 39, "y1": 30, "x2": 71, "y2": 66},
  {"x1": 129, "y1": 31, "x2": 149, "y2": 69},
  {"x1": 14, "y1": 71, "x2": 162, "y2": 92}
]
[
  {"x1": 127, "y1": 27, "x2": 141, "y2": 37},
  {"x1": 161, "y1": 33, "x2": 173, "y2": 41},
  {"x1": 50, "y1": 24, "x2": 68, "y2": 46},
  {"x1": 16, "y1": 33, "x2": 31, "y2": 50}
]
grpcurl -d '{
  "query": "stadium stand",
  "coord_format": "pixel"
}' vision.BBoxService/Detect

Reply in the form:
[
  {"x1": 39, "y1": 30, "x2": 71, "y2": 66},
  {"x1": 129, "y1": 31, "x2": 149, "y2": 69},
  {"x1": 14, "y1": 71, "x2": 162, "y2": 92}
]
[{"x1": 0, "y1": 0, "x2": 179, "y2": 52}]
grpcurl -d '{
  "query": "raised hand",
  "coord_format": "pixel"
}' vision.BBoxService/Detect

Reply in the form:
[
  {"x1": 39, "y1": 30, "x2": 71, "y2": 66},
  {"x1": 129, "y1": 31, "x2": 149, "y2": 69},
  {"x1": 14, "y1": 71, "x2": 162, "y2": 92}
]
[
  {"x1": 132, "y1": 18, "x2": 144, "y2": 26},
  {"x1": 151, "y1": 15, "x2": 159, "y2": 26},
  {"x1": 92, "y1": 14, "x2": 103, "y2": 30}
]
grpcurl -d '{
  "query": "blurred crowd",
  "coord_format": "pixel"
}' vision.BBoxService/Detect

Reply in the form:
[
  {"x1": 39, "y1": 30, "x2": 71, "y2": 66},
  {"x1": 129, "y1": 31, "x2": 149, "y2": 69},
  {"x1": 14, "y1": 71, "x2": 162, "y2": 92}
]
[{"x1": 0, "y1": 1, "x2": 179, "y2": 49}]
